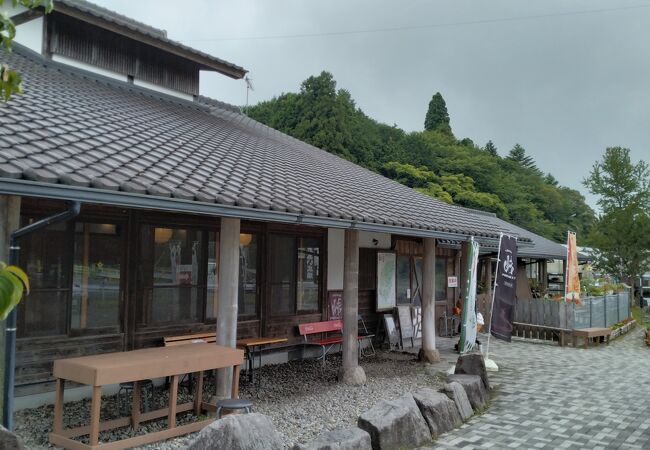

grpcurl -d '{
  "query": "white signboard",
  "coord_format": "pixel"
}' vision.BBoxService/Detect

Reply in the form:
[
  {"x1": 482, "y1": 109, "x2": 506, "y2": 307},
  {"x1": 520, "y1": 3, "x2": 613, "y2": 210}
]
[
  {"x1": 448, "y1": 276, "x2": 458, "y2": 288},
  {"x1": 377, "y1": 252, "x2": 396, "y2": 311}
]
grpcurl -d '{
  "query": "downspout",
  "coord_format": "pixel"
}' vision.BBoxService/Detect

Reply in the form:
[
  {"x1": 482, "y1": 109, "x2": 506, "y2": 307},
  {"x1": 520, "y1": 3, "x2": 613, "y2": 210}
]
[{"x1": 2, "y1": 201, "x2": 80, "y2": 430}]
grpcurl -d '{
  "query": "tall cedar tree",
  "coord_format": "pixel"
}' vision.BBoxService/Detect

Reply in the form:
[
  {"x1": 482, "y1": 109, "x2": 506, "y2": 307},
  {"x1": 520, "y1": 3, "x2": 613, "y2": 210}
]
[{"x1": 424, "y1": 92, "x2": 451, "y2": 133}]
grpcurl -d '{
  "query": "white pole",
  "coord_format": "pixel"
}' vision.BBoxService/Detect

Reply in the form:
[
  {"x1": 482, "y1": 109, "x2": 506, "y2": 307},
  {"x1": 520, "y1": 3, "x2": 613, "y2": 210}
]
[{"x1": 485, "y1": 232, "x2": 503, "y2": 362}]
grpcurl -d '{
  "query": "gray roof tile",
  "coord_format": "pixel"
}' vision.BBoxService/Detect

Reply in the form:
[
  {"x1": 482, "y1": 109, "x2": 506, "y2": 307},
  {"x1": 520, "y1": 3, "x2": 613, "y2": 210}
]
[{"x1": 0, "y1": 46, "x2": 525, "y2": 241}]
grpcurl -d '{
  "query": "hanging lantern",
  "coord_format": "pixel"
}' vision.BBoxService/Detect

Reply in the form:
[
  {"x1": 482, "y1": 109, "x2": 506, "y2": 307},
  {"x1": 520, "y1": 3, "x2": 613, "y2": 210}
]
[
  {"x1": 239, "y1": 233, "x2": 253, "y2": 246},
  {"x1": 154, "y1": 228, "x2": 173, "y2": 244}
]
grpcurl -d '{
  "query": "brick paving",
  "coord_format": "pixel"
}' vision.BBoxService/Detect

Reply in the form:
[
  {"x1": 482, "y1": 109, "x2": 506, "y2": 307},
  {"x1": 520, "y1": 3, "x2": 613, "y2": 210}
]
[{"x1": 426, "y1": 327, "x2": 650, "y2": 449}]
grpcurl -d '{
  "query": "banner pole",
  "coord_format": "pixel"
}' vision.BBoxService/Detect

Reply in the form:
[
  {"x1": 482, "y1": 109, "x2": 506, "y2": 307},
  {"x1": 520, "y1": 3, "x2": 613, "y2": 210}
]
[{"x1": 485, "y1": 232, "x2": 504, "y2": 361}]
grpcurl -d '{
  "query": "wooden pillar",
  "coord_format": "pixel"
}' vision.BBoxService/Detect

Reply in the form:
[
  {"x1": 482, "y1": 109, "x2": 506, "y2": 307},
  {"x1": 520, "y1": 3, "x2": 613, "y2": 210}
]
[
  {"x1": 540, "y1": 259, "x2": 548, "y2": 292},
  {"x1": 419, "y1": 237, "x2": 440, "y2": 362},
  {"x1": 337, "y1": 229, "x2": 366, "y2": 385},
  {"x1": 0, "y1": 195, "x2": 20, "y2": 425},
  {"x1": 215, "y1": 217, "x2": 240, "y2": 399}
]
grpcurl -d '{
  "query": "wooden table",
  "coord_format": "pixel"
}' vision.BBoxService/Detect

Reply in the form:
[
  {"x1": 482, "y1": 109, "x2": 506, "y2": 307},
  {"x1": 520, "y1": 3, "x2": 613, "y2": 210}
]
[
  {"x1": 236, "y1": 337, "x2": 288, "y2": 385},
  {"x1": 572, "y1": 327, "x2": 612, "y2": 349},
  {"x1": 49, "y1": 343, "x2": 244, "y2": 450}
]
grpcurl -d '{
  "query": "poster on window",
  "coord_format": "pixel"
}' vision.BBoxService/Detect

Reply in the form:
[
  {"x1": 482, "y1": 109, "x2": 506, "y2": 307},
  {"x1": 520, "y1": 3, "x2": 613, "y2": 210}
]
[
  {"x1": 377, "y1": 251, "x2": 396, "y2": 311},
  {"x1": 459, "y1": 239, "x2": 480, "y2": 353},
  {"x1": 328, "y1": 290, "x2": 343, "y2": 320}
]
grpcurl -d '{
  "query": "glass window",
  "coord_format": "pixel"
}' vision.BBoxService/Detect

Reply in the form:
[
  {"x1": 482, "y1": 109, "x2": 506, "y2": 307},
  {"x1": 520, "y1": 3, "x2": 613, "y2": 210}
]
[
  {"x1": 436, "y1": 258, "x2": 447, "y2": 300},
  {"x1": 206, "y1": 232, "x2": 259, "y2": 320},
  {"x1": 269, "y1": 234, "x2": 296, "y2": 315},
  {"x1": 269, "y1": 234, "x2": 322, "y2": 316},
  {"x1": 19, "y1": 220, "x2": 70, "y2": 337},
  {"x1": 138, "y1": 226, "x2": 205, "y2": 325},
  {"x1": 71, "y1": 223, "x2": 122, "y2": 330},
  {"x1": 238, "y1": 234, "x2": 258, "y2": 318},
  {"x1": 396, "y1": 255, "x2": 410, "y2": 304},
  {"x1": 413, "y1": 257, "x2": 423, "y2": 305},
  {"x1": 297, "y1": 237, "x2": 320, "y2": 312}
]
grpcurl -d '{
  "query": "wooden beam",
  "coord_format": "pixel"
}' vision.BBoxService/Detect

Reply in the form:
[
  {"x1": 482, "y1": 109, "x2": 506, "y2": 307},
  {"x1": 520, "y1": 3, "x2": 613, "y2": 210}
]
[
  {"x1": 53, "y1": 378, "x2": 64, "y2": 434},
  {"x1": 168, "y1": 375, "x2": 179, "y2": 429},
  {"x1": 216, "y1": 217, "x2": 240, "y2": 398},
  {"x1": 89, "y1": 386, "x2": 102, "y2": 446}
]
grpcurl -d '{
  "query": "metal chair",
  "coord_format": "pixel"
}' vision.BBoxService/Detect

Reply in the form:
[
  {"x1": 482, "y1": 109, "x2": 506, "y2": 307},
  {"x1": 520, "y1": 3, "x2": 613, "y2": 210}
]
[
  {"x1": 216, "y1": 398, "x2": 253, "y2": 418},
  {"x1": 118, "y1": 379, "x2": 154, "y2": 415}
]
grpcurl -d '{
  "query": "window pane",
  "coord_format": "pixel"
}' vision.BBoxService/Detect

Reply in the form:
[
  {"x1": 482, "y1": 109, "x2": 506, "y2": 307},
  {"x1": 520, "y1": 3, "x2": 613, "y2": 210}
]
[
  {"x1": 413, "y1": 257, "x2": 423, "y2": 305},
  {"x1": 19, "y1": 221, "x2": 69, "y2": 337},
  {"x1": 206, "y1": 232, "x2": 219, "y2": 319},
  {"x1": 396, "y1": 255, "x2": 410, "y2": 304},
  {"x1": 297, "y1": 237, "x2": 320, "y2": 312},
  {"x1": 139, "y1": 226, "x2": 204, "y2": 325},
  {"x1": 71, "y1": 223, "x2": 122, "y2": 330},
  {"x1": 436, "y1": 258, "x2": 447, "y2": 300},
  {"x1": 269, "y1": 234, "x2": 295, "y2": 315},
  {"x1": 239, "y1": 234, "x2": 258, "y2": 318}
]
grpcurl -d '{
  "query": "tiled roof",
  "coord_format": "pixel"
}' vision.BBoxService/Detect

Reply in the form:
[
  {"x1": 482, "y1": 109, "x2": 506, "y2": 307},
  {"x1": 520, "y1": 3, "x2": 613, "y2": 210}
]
[
  {"x1": 54, "y1": 0, "x2": 247, "y2": 78},
  {"x1": 464, "y1": 209, "x2": 569, "y2": 259},
  {"x1": 0, "y1": 46, "x2": 520, "y2": 241}
]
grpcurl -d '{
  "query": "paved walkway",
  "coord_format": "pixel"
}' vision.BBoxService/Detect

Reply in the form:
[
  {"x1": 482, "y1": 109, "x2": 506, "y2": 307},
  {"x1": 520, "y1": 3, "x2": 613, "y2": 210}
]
[{"x1": 427, "y1": 328, "x2": 650, "y2": 449}]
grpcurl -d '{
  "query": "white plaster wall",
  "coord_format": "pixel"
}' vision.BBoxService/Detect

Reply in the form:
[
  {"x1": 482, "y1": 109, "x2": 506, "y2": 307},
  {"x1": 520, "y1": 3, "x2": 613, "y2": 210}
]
[
  {"x1": 327, "y1": 228, "x2": 345, "y2": 291},
  {"x1": 134, "y1": 78, "x2": 194, "y2": 101},
  {"x1": 14, "y1": 16, "x2": 43, "y2": 54},
  {"x1": 52, "y1": 54, "x2": 128, "y2": 82},
  {"x1": 359, "y1": 231, "x2": 391, "y2": 249}
]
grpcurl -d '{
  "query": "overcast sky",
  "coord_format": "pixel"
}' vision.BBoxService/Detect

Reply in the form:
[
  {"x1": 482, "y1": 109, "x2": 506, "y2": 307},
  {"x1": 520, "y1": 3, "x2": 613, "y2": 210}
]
[{"x1": 95, "y1": 0, "x2": 650, "y2": 209}]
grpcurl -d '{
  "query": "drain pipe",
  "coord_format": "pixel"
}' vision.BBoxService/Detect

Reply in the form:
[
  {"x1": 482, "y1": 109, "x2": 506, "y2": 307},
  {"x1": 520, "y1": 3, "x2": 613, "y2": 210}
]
[{"x1": 2, "y1": 201, "x2": 80, "y2": 430}]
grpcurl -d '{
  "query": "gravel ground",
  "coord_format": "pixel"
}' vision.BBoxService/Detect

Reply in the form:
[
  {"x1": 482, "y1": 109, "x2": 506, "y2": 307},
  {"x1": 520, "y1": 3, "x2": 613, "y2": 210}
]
[{"x1": 14, "y1": 350, "x2": 447, "y2": 449}]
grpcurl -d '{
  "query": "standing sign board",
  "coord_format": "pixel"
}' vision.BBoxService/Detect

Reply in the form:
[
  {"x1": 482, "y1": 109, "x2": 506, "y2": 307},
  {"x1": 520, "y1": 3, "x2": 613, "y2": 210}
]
[
  {"x1": 397, "y1": 305, "x2": 414, "y2": 347},
  {"x1": 377, "y1": 252, "x2": 396, "y2": 311},
  {"x1": 383, "y1": 314, "x2": 400, "y2": 349},
  {"x1": 490, "y1": 235, "x2": 518, "y2": 342}
]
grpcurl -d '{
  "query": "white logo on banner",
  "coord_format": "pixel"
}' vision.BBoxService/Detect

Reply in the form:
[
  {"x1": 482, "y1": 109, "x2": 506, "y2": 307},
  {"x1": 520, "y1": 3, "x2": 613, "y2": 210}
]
[{"x1": 503, "y1": 254, "x2": 515, "y2": 275}]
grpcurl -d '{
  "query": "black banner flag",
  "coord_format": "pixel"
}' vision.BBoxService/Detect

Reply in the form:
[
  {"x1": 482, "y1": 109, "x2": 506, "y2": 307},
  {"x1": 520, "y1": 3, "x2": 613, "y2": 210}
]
[{"x1": 490, "y1": 235, "x2": 518, "y2": 342}]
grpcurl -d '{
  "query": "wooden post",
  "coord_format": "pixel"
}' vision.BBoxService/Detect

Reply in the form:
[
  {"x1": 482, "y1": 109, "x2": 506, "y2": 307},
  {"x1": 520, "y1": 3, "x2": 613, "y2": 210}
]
[
  {"x1": 337, "y1": 229, "x2": 366, "y2": 385},
  {"x1": 0, "y1": 195, "x2": 20, "y2": 425},
  {"x1": 485, "y1": 258, "x2": 493, "y2": 326},
  {"x1": 194, "y1": 372, "x2": 204, "y2": 415},
  {"x1": 168, "y1": 375, "x2": 179, "y2": 428},
  {"x1": 53, "y1": 379, "x2": 64, "y2": 434},
  {"x1": 215, "y1": 217, "x2": 240, "y2": 399},
  {"x1": 419, "y1": 237, "x2": 440, "y2": 362},
  {"x1": 89, "y1": 386, "x2": 102, "y2": 446}
]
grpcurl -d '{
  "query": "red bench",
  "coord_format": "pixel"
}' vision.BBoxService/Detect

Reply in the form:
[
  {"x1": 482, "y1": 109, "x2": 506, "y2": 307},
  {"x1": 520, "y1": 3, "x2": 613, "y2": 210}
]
[{"x1": 298, "y1": 319, "x2": 373, "y2": 366}]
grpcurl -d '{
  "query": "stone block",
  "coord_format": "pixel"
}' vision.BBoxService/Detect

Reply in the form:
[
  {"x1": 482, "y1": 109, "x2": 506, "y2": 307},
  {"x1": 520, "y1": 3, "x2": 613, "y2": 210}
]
[
  {"x1": 447, "y1": 373, "x2": 488, "y2": 411},
  {"x1": 187, "y1": 413, "x2": 283, "y2": 450},
  {"x1": 455, "y1": 353, "x2": 490, "y2": 390},
  {"x1": 293, "y1": 427, "x2": 372, "y2": 450},
  {"x1": 357, "y1": 393, "x2": 431, "y2": 450},
  {"x1": 0, "y1": 426, "x2": 24, "y2": 450},
  {"x1": 412, "y1": 388, "x2": 462, "y2": 437},
  {"x1": 442, "y1": 381, "x2": 473, "y2": 421}
]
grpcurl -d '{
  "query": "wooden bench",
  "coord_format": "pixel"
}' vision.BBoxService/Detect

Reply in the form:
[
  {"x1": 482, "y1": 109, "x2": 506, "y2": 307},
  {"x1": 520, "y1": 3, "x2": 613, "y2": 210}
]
[
  {"x1": 163, "y1": 332, "x2": 216, "y2": 347},
  {"x1": 298, "y1": 320, "x2": 372, "y2": 365},
  {"x1": 572, "y1": 327, "x2": 612, "y2": 349},
  {"x1": 512, "y1": 322, "x2": 571, "y2": 346}
]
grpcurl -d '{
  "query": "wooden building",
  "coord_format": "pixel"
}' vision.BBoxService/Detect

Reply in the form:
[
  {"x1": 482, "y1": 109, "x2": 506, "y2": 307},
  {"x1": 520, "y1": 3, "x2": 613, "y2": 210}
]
[{"x1": 0, "y1": 0, "x2": 522, "y2": 398}]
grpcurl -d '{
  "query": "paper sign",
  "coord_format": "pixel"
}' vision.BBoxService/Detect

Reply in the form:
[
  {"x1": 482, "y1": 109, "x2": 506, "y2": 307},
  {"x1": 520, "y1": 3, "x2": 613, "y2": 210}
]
[{"x1": 448, "y1": 276, "x2": 458, "y2": 288}]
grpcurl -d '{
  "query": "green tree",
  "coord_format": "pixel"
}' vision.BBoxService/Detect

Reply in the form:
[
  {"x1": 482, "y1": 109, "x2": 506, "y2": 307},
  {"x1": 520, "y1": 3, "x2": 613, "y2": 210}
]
[
  {"x1": 1, "y1": 0, "x2": 53, "y2": 100},
  {"x1": 583, "y1": 147, "x2": 650, "y2": 213},
  {"x1": 484, "y1": 140, "x2": 498, "y2": 156},
  {"x1": 584, "y1": 148, "x2": 650, "y2": 297},
  {"x1": 507, "y1": 144, "x2": 541, "y2": 173},
  {"x1": 424, "y1": 92, "x2": 451, "y2": 134}
]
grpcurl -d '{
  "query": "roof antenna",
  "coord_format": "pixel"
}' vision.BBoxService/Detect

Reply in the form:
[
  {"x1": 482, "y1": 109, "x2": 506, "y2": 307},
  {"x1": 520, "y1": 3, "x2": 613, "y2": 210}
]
[{"x1": 244, "y1": 75, "x2": 254, "y2": 113}]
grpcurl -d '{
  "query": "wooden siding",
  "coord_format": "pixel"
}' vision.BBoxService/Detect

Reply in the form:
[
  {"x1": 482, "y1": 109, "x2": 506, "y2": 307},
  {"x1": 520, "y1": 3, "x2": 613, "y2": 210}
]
[{"x1": 48, "y1": 13, "x2": 200, "y2": 95}]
